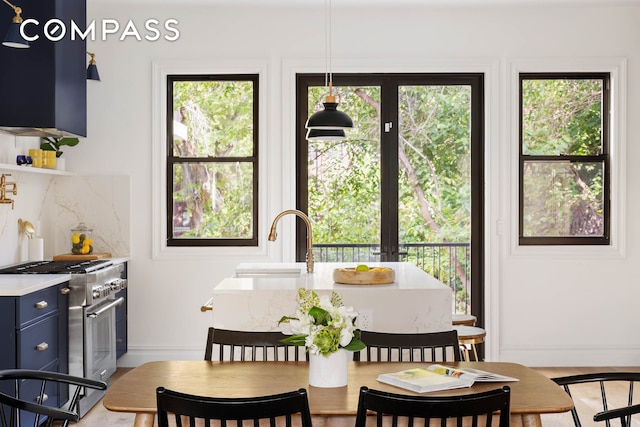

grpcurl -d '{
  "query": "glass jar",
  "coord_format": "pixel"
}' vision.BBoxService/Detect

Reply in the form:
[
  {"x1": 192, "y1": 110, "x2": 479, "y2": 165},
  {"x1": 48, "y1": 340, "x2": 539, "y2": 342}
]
[{"x1": 71, "y1": 222, "x2": 93, "y2": 255}]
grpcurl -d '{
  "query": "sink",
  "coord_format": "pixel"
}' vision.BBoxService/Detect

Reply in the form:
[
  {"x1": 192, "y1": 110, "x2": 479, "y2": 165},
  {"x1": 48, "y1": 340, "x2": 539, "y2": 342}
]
[{"x1": 234, "y1": 264, "x2": 302, "y2": 278}]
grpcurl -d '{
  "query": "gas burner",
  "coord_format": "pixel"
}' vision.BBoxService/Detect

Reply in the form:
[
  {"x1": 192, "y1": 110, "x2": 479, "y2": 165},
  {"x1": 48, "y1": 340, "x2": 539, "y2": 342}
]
[{"x1": 0, "y1": 260, "x2": 113, "y2": 274}]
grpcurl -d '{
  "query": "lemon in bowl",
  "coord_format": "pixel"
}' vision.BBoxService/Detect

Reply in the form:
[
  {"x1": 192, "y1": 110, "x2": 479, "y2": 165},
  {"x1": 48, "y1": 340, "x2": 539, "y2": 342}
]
[{"x1": 333, "y1": 265, "x2": 394, "y2": 285}]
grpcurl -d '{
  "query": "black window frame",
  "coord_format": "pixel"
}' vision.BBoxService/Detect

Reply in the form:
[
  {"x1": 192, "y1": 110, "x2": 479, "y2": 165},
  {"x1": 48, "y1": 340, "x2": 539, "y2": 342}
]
[
  {"x1": 296, "y1": 72, "x2": 485, "y2": 330},
  {"x1": 518, "y1": 72, "x2": 610, "y2": 246},
  {"x1": 166, "y1": 74, "x2": 259, "y2": 247}
]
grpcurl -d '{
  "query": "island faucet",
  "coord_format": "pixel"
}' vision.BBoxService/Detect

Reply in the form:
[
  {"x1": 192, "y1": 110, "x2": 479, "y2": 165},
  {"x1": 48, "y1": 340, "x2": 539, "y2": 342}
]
[
  {"x1": 268, "y1": 209, "x2": 314, "y2": 273},
  {"x1": 0, "y1": 174, "x2": 17, "y2": 209}
]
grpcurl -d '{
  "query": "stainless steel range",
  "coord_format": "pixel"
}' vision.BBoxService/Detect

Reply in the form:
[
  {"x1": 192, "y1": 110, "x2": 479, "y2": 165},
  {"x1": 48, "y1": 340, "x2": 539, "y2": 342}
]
[{"x1": 0, "y1": 259, "x2": 127, "y2": 416}]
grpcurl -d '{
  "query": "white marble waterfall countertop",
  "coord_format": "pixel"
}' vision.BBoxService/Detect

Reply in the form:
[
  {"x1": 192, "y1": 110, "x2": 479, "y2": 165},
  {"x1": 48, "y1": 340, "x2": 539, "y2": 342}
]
[
  {"x1": 0, "y1": 275, "x2": 70, "y2": 296},
  {"x1": 212, "y1": 262, "x2": 453, "y2": 333},
  {"x1": 220, "y1": 261, "x2": 449, "y2": 291}
]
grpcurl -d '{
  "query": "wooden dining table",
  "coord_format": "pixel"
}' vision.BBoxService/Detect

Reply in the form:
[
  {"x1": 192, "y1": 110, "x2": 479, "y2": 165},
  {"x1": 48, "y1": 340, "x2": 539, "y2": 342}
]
[{"x1": 103, "y1": 360, "x2": 573, "y2": 427}]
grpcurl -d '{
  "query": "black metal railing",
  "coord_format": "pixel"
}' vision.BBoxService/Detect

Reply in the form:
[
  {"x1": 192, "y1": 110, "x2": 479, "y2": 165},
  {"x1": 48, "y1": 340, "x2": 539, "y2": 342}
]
[{"x1": 313, "y1": 242, "x2": 471, "y2": 313}]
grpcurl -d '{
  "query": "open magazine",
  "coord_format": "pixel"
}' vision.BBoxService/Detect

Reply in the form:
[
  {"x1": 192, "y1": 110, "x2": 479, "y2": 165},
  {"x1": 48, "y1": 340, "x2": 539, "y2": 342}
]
[{"x1": 377, "y1": 364, "x2": 519, "y2": 393}]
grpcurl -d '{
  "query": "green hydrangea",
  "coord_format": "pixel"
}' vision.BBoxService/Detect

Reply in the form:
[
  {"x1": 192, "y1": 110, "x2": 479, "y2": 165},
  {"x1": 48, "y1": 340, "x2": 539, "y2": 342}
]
[
  {"x1": 279, "y1": 288, "x2": 366, "y2": 356},
  {"x1": 313, "y1": 327, "x2": 341, "y2": 356}
]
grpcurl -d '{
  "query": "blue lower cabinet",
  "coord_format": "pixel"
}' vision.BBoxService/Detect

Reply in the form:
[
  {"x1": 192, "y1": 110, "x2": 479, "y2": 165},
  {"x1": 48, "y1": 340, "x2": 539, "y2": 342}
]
[
  {"x1": 17, "y1": 314, "x2": 59, "y2": 370},
  {"x1": 0, "y1": 282, "x2": 70, "y2": 426},
  {"x1": 16, "y1": 360, "x2": 60, "y2": 427}
]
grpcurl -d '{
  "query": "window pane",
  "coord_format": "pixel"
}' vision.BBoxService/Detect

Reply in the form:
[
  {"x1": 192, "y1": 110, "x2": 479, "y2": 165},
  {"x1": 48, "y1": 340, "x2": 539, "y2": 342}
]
[
  {"x1": 172, "y1": 162, "x2": 254, "y2": 239},
  {"x1": 398, "y1": 85, "x2": 472, "y2": 244},
  {"x1": 172, "y1": 80, "x2": 254, "y2": 158},
  {"x1": 307, "y1": 86, "x2": 381, "y2": 254},
  {"x1": 522, "y1": 161, "x2": 604, "y2": 237},
  {"x1": 522, "y1": 78, "x2": 603, "y2": 156}
]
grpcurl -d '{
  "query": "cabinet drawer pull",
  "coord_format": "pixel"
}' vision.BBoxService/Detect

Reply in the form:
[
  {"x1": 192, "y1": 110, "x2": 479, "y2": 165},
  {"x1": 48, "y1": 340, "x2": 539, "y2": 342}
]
[
  {"x1": 36, "y1": 342, "x2": 49, "y2": 351},
  {"x1": 35, "y1": 301, "x2": 48, "y2": 309},
  {"x1": 60, "y1": 287, "x2": 71, "y2": 295},
  {"x1": 35, "y1": 393, "x2": 48, "y2": 403}
]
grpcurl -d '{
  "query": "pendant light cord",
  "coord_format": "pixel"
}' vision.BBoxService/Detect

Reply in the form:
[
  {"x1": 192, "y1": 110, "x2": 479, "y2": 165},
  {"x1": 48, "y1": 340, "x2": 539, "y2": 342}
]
[{"x1": 326, "y1": 0, "x2": 333, "y2": 98}]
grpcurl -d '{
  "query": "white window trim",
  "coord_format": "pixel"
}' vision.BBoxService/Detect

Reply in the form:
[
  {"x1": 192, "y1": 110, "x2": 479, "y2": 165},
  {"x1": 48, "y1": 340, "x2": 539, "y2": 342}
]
[
  {"x1": 507, "y1": 57, "x2": 627, "y2": 259},
  {"x1": 151, "y1": 59, "x2": 269, "y2": 260}
]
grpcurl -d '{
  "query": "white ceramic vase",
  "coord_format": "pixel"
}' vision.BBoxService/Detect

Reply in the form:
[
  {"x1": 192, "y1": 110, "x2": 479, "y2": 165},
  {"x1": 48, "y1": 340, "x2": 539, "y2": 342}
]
[
  {"x1": 308, "y1": 348, "x2": 348, "y2": 388},
  {"x1": 55, "y1": 157, "x2": 65, "y2": 171}
]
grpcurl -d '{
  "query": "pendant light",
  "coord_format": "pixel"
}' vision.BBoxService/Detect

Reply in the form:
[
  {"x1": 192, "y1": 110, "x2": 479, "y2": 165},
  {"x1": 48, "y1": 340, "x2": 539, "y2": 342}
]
[
  {"x1": 86, "y1": 51, "x2": 100, "y2": 81},
  {"x1": 305, "y1": 0, "x2": 353, "y2": 133},
  {"x1": 2, "y1": 0, "x2": 28, "y2": 48},
  {"x1": 306, "y1": 128, "x2": 346, "y2": 142}
]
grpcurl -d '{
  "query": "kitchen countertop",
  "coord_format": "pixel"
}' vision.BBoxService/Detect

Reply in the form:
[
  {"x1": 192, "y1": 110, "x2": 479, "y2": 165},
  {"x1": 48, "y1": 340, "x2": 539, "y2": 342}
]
[
  {"x1": 225, "y1": 261, "x2": 447, "y2": 290},
  {"x1": 0, "y1": 256, "x2": 130, "y2": 297},
  {"x1": 0, "y1": 274, "x2": 71, "y2": 296}
]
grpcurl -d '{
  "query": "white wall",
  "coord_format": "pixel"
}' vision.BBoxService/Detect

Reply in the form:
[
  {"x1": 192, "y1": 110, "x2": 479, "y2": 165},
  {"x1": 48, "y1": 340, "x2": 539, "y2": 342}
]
[{"x1": 2, "y1": 1, "x2": 639, "y2": 366}]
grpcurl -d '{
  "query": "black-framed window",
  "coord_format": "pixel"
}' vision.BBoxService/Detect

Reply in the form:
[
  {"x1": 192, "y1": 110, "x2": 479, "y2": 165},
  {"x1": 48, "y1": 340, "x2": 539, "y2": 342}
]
[
  {"x1": 166, "y1": 74, "x2": 259, "y2": 247},
  {"x1": 296, "y1": 72, "x2": 485, "y2": 329},
  {"x1": 519, "y1": 72, "x2": 610, "y2": 245}
]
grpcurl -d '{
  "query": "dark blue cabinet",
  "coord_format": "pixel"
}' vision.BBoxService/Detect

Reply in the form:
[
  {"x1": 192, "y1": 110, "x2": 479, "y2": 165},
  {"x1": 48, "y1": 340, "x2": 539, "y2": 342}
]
[
  {"x1": 0, "y1": 0, "x2": 87, "y2": 136},
  {"x1": 0, "y1": 282, "x2": 71, "y2": 425}
]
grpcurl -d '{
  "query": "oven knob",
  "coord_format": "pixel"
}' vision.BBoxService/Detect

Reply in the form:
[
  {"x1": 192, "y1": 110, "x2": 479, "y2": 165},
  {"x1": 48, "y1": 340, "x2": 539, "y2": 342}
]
[{"x1": 92, "y1": 288, "x2": 101, "y2": 299}]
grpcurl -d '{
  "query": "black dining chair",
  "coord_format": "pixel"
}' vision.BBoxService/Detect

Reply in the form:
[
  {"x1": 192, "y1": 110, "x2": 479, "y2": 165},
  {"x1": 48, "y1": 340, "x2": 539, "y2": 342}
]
[
  {"x1": 156, "y1": 387, "x2": 313, "y2": 427},
  {"x1": 204, "y1": 327, "x2": 308, "y2": 361},
  {"x1": 353, "y1": 330, "x2": 462, "y2": 362},
  {"x1": 0, "y1": 369, "x2": 107, "y2": 427},
  {"x1": 355, "y1": 385, "x2": 511, "y2": 427},
  {"x1": 552, "y1": 372, "x2": 640, "y2": 427}
]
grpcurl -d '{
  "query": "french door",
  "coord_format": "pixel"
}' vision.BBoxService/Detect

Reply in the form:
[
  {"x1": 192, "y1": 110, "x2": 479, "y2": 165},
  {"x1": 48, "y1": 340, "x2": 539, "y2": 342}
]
[{"x1": 296, "y1": 73, "x2": 484, "y2": 325}]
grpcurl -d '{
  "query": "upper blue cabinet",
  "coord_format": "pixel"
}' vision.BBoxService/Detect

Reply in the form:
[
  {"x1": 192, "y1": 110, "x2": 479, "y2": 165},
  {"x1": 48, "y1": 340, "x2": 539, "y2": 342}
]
[{"x1": 0, "y1": 0, "x2": 86, "y2": 137}]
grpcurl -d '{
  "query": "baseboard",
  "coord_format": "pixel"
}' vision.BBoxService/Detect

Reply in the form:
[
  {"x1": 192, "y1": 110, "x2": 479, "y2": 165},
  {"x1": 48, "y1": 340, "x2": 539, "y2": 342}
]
[{"x1": 498, "y1": 347, "x2": 640, "y2": 367}]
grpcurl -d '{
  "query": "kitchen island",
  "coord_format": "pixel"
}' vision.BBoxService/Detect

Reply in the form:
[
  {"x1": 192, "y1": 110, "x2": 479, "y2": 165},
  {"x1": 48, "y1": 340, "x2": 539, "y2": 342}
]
[{"x1": 211, "y1": 262, "x2": 452, "y2": 333}]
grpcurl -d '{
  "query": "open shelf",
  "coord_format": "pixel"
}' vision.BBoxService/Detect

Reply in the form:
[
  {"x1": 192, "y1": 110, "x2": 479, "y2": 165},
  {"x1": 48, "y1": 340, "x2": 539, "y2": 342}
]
[{"x1": 0, "y1": 163, "x2": 74, "y2": 176}]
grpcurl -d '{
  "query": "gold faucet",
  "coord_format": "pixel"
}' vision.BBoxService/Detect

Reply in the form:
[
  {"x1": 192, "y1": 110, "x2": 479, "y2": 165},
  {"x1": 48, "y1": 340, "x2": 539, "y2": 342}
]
[
  {"x1": 268, "y1": 209, "x2": 314, "y2": 273},
  {"x1": 0, "y1": 174, "x2": 17, "y2": 209}
]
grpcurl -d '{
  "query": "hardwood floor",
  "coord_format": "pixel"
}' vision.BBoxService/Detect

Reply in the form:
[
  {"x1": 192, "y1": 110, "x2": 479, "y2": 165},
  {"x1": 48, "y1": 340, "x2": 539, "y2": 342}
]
[
  {"x1": 535, "y1": 366, "x2": 640, "y2": 427},
  {"x1": 73, "y1": 368, "x2": 136, "y2": 427},
  {"x1": 74, "y1": 366, "x2": 640, "y2": 427}
]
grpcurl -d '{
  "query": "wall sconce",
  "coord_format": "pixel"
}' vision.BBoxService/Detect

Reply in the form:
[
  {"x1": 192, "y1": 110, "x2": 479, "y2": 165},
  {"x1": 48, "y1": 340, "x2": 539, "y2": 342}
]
[
  {"x1": 86, "y1": 51, "x2": 100, "y2": 81},
  {"x1": 2, "y1": 0, "x2": 28, "y2": 48}
]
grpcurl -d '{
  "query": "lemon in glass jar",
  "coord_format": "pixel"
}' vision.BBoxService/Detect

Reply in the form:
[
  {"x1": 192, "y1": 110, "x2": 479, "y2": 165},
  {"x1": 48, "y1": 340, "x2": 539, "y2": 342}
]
[{"x1": 70, "y1": 223, "x2": 93, "y2": 254}]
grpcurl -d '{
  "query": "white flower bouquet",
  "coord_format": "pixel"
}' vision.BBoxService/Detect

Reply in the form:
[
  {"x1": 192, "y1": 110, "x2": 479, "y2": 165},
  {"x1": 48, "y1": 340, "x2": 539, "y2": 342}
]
[{"x1": 278, "y1": 288, "x2": 365, "y2": 356}]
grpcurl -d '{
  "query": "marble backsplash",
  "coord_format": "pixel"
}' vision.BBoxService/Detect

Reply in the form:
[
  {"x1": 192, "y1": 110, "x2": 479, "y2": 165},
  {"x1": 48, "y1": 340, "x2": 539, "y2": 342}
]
[{"x1": 0, "y1": 171, "x2": 130, "y2": 266}]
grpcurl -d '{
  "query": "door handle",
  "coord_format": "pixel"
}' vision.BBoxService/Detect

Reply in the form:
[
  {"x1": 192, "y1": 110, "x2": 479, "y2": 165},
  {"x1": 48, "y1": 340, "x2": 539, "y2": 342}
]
[
  {"x1": 201, "y1": 297, "x2": 214, "y2": 312},
  {"x1": 87, "y1": 297, "x2": 124, "y2": 318}
]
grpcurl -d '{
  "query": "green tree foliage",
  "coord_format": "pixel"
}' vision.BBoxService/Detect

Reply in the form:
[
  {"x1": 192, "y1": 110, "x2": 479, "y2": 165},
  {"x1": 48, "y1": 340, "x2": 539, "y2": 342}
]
[
  {"x1": 308, "y1": 86, "x2": 382, "y2": 244},
  {"x1": 308, "y1": 85, "x2": 471, "y2": 246},
  {"x1": 521, "y1": 78, "x2": 605, "y2": 237},
  {"x1": 172, "y1": 80, "x2": 255, "y2": 239}
]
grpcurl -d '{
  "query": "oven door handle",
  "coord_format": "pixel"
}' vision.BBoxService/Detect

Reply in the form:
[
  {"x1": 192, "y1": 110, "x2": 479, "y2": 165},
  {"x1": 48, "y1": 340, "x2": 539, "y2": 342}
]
[{"x1": 86, "y1": 297, "x2": 124, "y2": 318}]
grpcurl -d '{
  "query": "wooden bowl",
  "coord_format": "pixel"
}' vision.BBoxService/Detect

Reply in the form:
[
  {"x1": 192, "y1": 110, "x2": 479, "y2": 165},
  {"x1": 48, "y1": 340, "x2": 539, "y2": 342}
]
[{"x1": 332, "y1": 267, "x2": 395, "y2": 285}]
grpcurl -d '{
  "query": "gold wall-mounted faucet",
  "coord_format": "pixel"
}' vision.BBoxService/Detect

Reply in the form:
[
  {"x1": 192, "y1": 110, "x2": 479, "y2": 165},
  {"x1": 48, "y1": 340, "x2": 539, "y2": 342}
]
[
  {"x1": 0, "y1": 174, "x2": 17, "y2": 209},
  {"x1": 268, "y1": 209, "x2": 314, "y2": 273}
]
